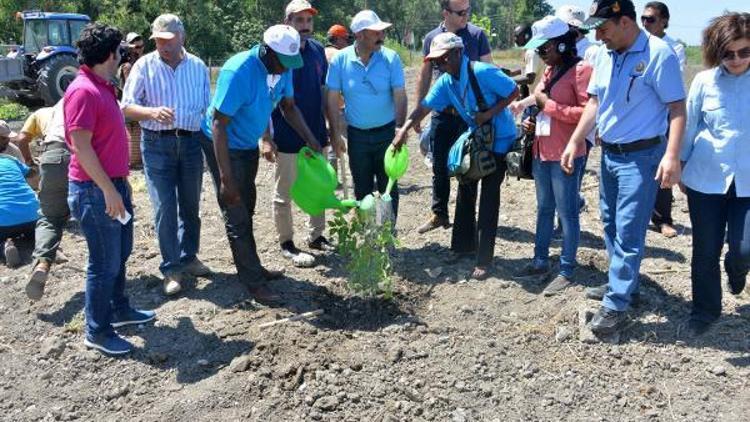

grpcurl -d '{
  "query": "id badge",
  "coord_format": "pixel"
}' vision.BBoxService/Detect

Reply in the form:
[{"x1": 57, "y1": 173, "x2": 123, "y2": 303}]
[{"x1": 535, "y1": 112, "x2": 551, "y2": 137}]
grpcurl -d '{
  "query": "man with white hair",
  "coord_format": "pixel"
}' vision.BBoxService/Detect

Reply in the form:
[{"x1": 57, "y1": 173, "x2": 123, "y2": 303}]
[
  {"x1": 326, "y1": 10, "x2": 407, "y2": 220},
  {"x1": 122, "y1": 14, "x2": 212, "y2": 296}
]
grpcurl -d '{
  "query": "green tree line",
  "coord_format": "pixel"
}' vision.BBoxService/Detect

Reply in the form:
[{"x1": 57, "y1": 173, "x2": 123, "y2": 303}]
[{"x1": 0, "y1": 0, "x2": 552, "y2": 61}]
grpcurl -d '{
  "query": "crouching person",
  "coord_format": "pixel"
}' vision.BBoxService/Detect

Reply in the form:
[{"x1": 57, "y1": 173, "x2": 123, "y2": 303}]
[
  {"x1": 65, "y1": 24, "x2": 155, "y2": 355},
  {"x1": 392, "y1": 33, "x2": 519, "y2": 280}
]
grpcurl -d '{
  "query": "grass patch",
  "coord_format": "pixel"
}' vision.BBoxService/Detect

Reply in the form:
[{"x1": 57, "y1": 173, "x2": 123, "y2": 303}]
[
  {"x1": 685, "y1": 45, "x2": 702, "y2": 67},
  {"x1": 0, "y1": 99, "x2": 29, "y2": 121},
  {"x1": 385, "y1": 39, "x2": 419, "y2": 67},
  {"x1": 63, "y1": 312, "x2": 85, "y2": 334}
]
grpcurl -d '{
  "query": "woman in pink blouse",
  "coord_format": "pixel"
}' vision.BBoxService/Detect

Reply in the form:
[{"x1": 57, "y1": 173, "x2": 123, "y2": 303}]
[{"x1": 511, "y1": 16, "x2": 593, "y2": 296}]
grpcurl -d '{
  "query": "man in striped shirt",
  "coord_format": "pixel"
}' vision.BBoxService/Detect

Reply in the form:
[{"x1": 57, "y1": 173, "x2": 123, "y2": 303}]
[{"x1": 122, "y1": 14, "x2": 211, "y2": 296}]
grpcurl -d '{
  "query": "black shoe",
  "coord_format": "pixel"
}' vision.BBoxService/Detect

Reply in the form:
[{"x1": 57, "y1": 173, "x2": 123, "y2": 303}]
[
  {"x1": 686, "y1": 318, "x2": 714, "y2": 338},
  {"x1": 308, "y1": 236, "x2": 335, "y2": 252},
  {"x1": 726, "y1": 265, "x2": 747, "y2": 296},
  {"x1": 584, "y1": 284, "x2": 641, "y2": 307},
  {"x1": 590, "y1": 306, "x2": 627, "y2": 335}
]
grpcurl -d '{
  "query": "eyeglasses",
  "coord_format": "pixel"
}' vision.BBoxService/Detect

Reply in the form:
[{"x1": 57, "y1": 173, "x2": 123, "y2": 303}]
[
  {"x1": 722, "y1": 47, "x2": 750, "y2": 62},
  {"x1": 445, "y1": 7, "x2": 471, "y2": 17},
  {"x1": 535, "y1": 42, "x2": 552, "y2": 56},
  {"x1": 132, "y1": 44, "x2": 144, "y2": 50},
  {"x1": 640, "y1": 16, "x2": 657, "y2": 24}
]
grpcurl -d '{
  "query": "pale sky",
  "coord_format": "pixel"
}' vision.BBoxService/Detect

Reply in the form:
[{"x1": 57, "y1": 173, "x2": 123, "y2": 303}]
[{"x1": 546, "y1": 0, "x2": 748, "y2": 46}]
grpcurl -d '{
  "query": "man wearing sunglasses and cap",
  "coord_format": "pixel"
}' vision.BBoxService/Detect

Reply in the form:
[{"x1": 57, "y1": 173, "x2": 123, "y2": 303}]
[
  {"x1": 416, "y1": 0, "x2": 494, "y2": 234},
  {"x1": 560, "y1": 0, "x2": 686, "y2": 336},
  {"x1": 122, "y1": 14, "x2": 212, "y2": 296},
  {"x1": 201, "y1": 24, "x2": 321, "y2": 303},
  {"x1": 326, "y1": 10, "x2": 407, "y2": 221}
]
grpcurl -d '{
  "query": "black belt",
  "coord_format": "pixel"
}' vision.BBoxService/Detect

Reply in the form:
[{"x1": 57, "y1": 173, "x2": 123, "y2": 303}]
[
  {"x1": 144, "y1": 128, "x2": 199, "y2": 137},
  {"x1": 349, "y1": 121, "x2": 396, "y2": 133},
  {"x1": 441, "y1": 107, "x2": 460, "y2": 116},
  {"x1": 601, "y1": 137, "x2": 661, "y2": 154}
]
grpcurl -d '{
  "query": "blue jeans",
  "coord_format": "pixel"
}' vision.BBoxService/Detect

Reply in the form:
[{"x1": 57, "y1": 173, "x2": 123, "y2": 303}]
[
  {"x1": 600, "y1": 143, "x2": 665, "y2": 311},
  {"x1": 687, "y1": 183, "x2": 750, "y2": 323},
  {"x1": 141, "y1": 129, "x2": 204, "y2": 275},
  {"x1": 533, "y1": 157, "x2": 584, "y2": 278},
  {"x1": 68, "y1": 179, "x2": 132, "y2": 338},
  {"x1": 347, "y1": 123, "x2": 399, "y2": 219}
]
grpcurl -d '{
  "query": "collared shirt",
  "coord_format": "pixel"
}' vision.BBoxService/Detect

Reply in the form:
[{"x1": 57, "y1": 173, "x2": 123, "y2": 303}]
[
  {"x1": 681, "y1": 66, "x2": 750, "y2": 197},
  {"x1": 64, "y1": 65, "x2": 129, "y2": 182},
  {"x1": 272, "y1": 39, "x2": 328, "y2": 154},
  {"x1": 533, "y1": 62, "x2": 593, "y2": 161},
  {"x1": 576, "y1": 37, "x2": 600, "y2": 64},
  {"x1": 122, "y1": 50, "x2": 210, "y2": 131},
  {"x1": 662, "y1": 34, "x2": 686, "y2": 74},
  {"x1": 588, "y1": 31, "x2": 685, "y2": 144},
  {"x1": 326, "y1": 45, "x2": 405, "y2": 130},
  {"x1": 422, "y1": 57, "x2": 518, "y2": 153},
  {"x1": 22, "y1": 101, "x2": 65, "y2": 145},
  {"x1": 201, "y1": 45, "x2": 293, "y2": 150},
  {"x1": 0, "y1": 155, "x2": 38, "y2": 227},
  {"x1": 423, "y1": 22, "x2": 491, "y2": 64}
]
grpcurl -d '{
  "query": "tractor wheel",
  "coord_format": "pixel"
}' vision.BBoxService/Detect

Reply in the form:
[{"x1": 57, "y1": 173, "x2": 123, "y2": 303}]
[{"x1": 37, "y1": 54, "x2": 79, "y2": 106}]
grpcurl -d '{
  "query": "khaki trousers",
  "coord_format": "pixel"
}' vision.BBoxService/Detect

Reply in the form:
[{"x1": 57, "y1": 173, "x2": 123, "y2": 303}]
[{"x1": 273, "y1": 152, "x2": 325, "y2": 244}]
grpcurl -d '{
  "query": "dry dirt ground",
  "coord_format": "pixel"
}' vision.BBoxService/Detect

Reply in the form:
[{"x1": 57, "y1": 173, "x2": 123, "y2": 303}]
[{"x1": 1, "y1": 68, "x2": 750, "y2": 422}]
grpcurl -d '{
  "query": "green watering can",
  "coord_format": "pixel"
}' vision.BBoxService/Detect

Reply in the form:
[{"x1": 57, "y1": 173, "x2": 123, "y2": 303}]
[
  {"x1": 291, "y1": 147, "x2": 357, "y2": 216},
  {"x1": 382, "y1": 144, "x2": 409, "y2": 200}
]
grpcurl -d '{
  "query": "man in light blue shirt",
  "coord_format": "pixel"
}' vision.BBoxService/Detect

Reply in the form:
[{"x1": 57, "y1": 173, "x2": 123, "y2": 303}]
[
  {"x1": 326, "y1": 10, "x2": 407, "y2": 219},
  {"x1": 200, "y1": 25, "x2": 321, "y2": 304},
  {"x1": 561, "y1": 0, "x2": 686, "y2": 336}
]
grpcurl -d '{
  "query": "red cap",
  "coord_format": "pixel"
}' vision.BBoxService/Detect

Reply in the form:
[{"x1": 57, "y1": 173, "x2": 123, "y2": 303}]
[{"x1": 327, "y1": 24, "x2": 350, "y2": 39}]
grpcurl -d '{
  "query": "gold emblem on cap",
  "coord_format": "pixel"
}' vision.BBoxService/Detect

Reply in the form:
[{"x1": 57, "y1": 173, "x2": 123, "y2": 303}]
[
  {"x1": 612, "y1": 1, "x2": 621, "y2": 13},
  {"x1": 590, "y1": 2, "x2": 598, "y2": 15}
]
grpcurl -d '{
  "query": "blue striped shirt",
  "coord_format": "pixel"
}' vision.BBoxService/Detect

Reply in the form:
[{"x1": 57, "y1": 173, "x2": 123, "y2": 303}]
[{"x1": 121, "y1": 50, "x2": 210, "y2": 131}]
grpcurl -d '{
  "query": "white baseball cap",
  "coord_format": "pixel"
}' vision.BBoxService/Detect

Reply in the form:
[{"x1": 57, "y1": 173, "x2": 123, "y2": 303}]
[
  {"x1": 556, "y1": 5, "x2": 586, "y2": 28},
  {"x1": 424, "y1": 32, "x2": 464, "y2": 62},
  {"x1": 350, "y1": 10, "x2": 392, "y2": 34},
  {"x1": 523, "y1": 16, "x2": 570, "y2": 49},
  {"x1": 285, "y1": 0, "x2": 318, "y2": 18},
  {"x1": 263, "y1": 24, "x2": 303, "y2": 70},
  {"x1": 150, "y1": 14, "x2": 184, "y2": 40}
]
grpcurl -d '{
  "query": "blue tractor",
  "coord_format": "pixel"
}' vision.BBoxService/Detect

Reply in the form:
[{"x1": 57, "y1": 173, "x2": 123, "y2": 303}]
[{"x1": 0, "y1": 11, "x2": 90, "y2": 106}]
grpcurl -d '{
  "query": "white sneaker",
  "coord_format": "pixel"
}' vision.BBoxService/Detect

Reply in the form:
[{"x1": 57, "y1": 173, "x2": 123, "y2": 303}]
[{"x1": 163, "y1": 274, "x2": 182, "y2": 296}]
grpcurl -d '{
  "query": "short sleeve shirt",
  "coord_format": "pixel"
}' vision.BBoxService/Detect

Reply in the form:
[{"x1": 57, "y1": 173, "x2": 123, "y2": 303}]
[
  {"x1": 326, "y1": 45, "x2": 405, "y2": 130},
  {"x1": 423, "y1": 57, "x2": 518, "y2": 153},
  {"x1": 64, "y1": 66, "x2": 130, "y2": 182},
  {"x1": 0, "y1": 155, "x2": 39, "y2": 227},
  {"x1": 587, "y1": 31, "x2": 685, "y2": 144},
  {"x1": 202, "y1": 46, "x2": 294, "y2": 150},
  {"x1": 423, "y1": 23, "x2": 491, "y2": 63},
  {"x1": 272, "y1": 39, "x2": 328, "y2": 154},
  {"x1": 21, "y1": 107, "x2": 54, "y2": 140}
]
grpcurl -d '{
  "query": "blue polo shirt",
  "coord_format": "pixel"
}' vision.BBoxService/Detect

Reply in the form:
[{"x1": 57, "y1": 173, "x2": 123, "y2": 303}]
[
  {"x1": 326, "y1": 45, "x2": 405, "y2": 130},
  {"x1": 422, "y1": 57, "x2": 518, "y2": 153},
  {"x1": 272, "y1": 39, "x2": 328, "y2": 154},
  {"x1": 202, "y1": 45, "x2": 293, "y2": 150},
  {"x1": 0, "y1": 155, "x2": 39, "y2": 227},
  {"x1": 423, "y1": 23, "x2": 491, "y2": 64},
  {"x1": 588, "y1": 31, "x2": 685, "y2": 144}
]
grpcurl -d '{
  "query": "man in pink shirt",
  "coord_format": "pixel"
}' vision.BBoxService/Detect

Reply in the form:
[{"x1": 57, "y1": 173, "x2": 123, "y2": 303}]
[{"x1": 65, "y1": 23, "x2": 155, "y2": 356}]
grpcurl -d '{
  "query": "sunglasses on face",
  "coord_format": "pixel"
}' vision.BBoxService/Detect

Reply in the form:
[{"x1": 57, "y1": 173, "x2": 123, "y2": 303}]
[
  {"x1": 535, "y1": 42, "x2": 552, "y2": 56},
  {"x1": 722, "y1": 47, "x2": 750, "y2": 62},
  {"x1": 132, "y1": 44, "x2": 144, "y2": 50},
  {"x1": 446, "y1": 7, "x2": 471, "y2": 17},
  {"x1": 640, "y1": 16, "x2": 657, "y2": 24}
]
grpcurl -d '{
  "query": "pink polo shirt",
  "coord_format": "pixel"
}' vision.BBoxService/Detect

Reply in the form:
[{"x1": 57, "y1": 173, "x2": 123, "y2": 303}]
[
  {"x1": 532, "y1": 62, "x2": 592, "y2": 162},
  {"x1": 64, "y1": 65, "x2": 129, "y2": 182}
]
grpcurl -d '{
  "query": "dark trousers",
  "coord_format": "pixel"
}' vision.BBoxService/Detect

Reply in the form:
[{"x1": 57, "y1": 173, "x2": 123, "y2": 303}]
[
  {"x1": 32, "y1": 143, "x2": 70, "y2": 265},
  {"x1": 687, "y1": 183, "x2": 750, "y2": 322},
  {"x1": 430, "y1": 112, "x2": 467, "y2": 219},
  {"x1": 451, "y1": 155, "x2": 507, "y2": 266},
  {"x1": 652, "y1": 188, "x2": 674, "y2": 226},
  {"x1": 200, "y1": 135, "x2": 264, "y2": 285},
  {"x1": 347, "y1": 123, "x2": 399, "y2": 219}
]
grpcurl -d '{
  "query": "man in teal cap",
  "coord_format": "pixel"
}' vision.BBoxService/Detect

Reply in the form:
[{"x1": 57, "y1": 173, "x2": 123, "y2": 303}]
[{"x1": 200, "y1": 24, "x2": 321, "y2": 303}]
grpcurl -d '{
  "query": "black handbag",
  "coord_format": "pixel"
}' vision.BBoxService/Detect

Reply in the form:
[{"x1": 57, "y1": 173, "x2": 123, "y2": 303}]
[{"x1": 506, "y1": 58, "x2": 582, "y2": 181}]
